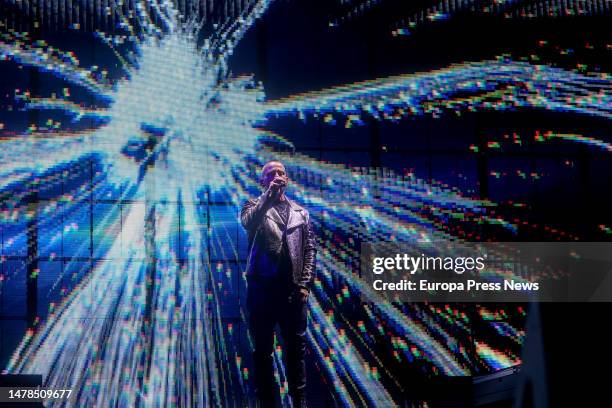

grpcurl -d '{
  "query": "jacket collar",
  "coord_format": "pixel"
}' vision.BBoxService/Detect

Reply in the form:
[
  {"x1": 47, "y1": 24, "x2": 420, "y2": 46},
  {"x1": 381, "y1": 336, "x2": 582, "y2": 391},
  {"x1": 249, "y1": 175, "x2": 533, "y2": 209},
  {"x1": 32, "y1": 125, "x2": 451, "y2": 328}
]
[
  {"x1": 265, "y1": 196, "x2": 304, "y2": 229},
  {"x1": 286, "y1": 198, "x2": 306, "y2": 229}
]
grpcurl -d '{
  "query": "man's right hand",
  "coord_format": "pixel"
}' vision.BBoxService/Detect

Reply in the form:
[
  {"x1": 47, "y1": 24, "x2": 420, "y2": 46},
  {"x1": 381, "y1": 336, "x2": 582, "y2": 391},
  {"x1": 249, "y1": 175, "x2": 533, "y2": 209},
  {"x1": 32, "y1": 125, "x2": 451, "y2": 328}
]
[
  {"x1": 263, "y1": 184, "x2": 278, "y2": 205},
  {"x1": 264, "y1": 178, "x2": 285, "y2": 204}
]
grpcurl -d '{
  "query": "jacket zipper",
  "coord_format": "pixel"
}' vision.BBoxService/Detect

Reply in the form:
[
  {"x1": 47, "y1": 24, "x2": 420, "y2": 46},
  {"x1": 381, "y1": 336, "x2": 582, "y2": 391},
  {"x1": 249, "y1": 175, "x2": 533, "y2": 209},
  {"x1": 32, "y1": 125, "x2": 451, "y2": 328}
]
[{"x1": 245, "y1": 226, "x2": 261, "y2": 274}]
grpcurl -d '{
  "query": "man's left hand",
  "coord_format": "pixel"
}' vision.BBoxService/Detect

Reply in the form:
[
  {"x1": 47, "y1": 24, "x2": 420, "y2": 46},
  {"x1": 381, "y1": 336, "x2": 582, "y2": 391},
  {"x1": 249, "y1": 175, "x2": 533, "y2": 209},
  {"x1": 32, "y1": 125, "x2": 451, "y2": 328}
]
[{"x1": 298, "y1": 288, "x2": 309, "y2": 303}]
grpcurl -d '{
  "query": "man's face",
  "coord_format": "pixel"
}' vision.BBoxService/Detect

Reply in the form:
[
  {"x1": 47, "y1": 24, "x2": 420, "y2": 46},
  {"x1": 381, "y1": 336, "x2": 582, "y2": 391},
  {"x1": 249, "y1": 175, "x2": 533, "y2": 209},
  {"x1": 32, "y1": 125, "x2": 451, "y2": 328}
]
[{"x1": 261, "y1": 161, "x2": 289, "y2": 191}]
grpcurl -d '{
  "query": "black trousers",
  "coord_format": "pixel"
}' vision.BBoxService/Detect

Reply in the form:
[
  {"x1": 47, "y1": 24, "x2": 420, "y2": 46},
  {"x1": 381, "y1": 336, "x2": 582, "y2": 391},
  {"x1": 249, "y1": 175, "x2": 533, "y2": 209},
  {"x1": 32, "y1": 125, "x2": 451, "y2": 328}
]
[{"x1": 246, "y1": 276, "x2": 308, "y2": 404}]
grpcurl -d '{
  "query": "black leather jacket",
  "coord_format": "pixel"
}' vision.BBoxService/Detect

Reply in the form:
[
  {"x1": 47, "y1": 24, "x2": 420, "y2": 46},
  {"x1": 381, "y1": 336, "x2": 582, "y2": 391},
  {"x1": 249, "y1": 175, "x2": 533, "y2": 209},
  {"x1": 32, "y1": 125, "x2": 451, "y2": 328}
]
[{"x1": 240, "y1": 193, "x2": 317, "y2": 290}]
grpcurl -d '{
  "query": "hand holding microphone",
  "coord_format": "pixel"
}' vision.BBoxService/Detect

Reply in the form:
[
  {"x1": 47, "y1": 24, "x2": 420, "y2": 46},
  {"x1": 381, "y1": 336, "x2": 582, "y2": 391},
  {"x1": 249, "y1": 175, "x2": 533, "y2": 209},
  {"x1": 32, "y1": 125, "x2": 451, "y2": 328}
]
[
  {"x1": 265, "y1": 176, "x2": 286, "y2": 203},
  {"x1": 270, "y1": 176, "x2": 286, "y2": 199}
]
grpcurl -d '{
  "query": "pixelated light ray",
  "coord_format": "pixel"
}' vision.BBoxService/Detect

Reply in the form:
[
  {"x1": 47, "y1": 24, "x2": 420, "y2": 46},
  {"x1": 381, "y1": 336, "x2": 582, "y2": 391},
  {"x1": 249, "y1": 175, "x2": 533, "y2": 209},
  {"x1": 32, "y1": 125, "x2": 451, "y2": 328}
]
[
  {"x1": 309, "y1": 298, "x2": 396, "y2": 405},
  {"x1": 0, "y1": 134, "x2": 96, "y2": 194},
  {"x1": 255, "y1": 146, "x2": 514, "y2": 233},
  {"x1": 330, "y1": 0, "x2": 611, "y2": 32},
  {"x1": 22, "y1": 98, "x2": 111, "y2": 122},
  {"x1": 542, "y1": 131, "x2": 612, "y2": 153},
  {"x1": 9, "y1": 173, "x2": 231, "y2": 406},
  {"x1": 0, "y1": 32, "x2": 112, "y2": 98},
  {"x1": 265, "y1": 59, "x2": 611, "y2": 120}
]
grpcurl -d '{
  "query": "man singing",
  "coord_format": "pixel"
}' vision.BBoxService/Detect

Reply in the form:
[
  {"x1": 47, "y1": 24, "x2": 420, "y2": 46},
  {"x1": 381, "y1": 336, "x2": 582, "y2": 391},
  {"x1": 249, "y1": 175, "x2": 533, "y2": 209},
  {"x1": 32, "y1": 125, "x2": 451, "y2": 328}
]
[{"x1": 240, "y1": 160, "x2": 317, "y2": 408}]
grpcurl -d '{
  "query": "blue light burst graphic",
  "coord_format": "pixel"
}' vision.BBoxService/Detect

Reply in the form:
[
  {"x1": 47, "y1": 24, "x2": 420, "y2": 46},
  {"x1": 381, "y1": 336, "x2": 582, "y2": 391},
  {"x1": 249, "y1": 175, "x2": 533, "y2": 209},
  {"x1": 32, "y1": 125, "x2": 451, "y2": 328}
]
[{"x1": 0, "y1": 0, "x2": 609, "y2": 406}]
